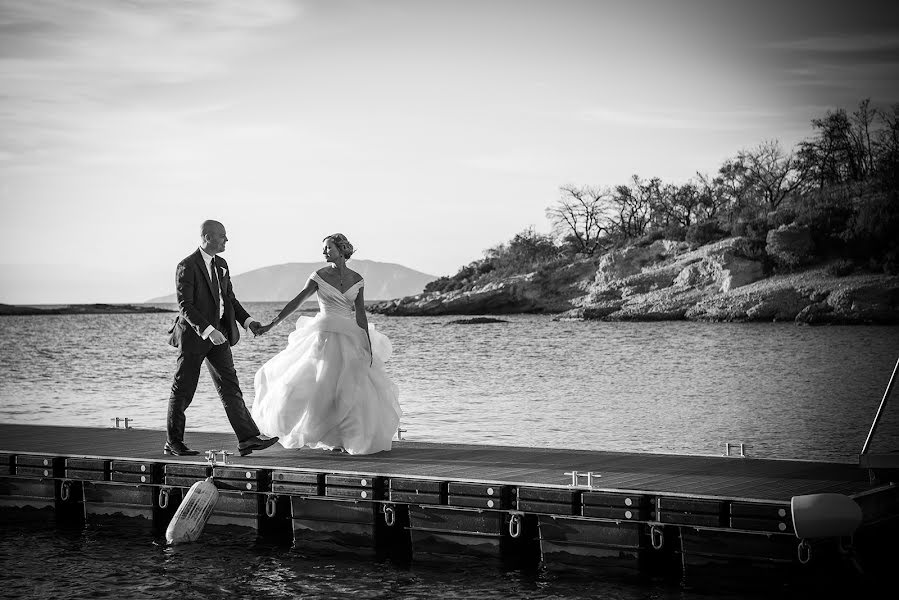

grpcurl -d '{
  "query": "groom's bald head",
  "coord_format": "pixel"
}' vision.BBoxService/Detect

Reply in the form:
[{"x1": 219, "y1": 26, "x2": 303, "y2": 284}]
[
  {"x1": 200, "y1": 220, "x2": 228, "y2": 255},
  {"x1": 201, "y1": 220, "x2": 224, "y2": 237}
]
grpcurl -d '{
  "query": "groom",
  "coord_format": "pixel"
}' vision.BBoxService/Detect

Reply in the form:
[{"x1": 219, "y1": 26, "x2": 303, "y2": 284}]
[{"x1": 165, "y1": 219, "x2": 278, "y2": 457}]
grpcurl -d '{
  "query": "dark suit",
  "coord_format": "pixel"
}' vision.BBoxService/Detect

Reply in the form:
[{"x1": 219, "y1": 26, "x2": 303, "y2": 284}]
[{"x1": 166, "y1": 249, "x2": 260, "y2": 444}]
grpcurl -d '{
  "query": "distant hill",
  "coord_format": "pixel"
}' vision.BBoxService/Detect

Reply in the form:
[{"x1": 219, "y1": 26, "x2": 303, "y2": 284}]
[{"x1": 146, "y1": 259, "x2": 437, "y2": 303}]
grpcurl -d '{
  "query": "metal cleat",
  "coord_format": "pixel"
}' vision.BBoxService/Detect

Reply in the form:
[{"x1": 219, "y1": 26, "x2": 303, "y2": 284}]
[
  {"x1": 565, "y1": 470, "x2": 601, "y2": 488},
  {"x1": 724, "y1": 442, "x2": 746, "y2": 457},
  {"x1": 204, "y1": 449, "x2": 232, "y2": 466},
  {"x1": 110, "y1": 417, "x2": 134, "y2": 429}
]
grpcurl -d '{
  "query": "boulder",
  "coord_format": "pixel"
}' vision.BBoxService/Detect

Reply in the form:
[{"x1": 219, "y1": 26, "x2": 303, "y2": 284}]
[
  {"x1": 826, "y1": 283, "x2": 899, "y2": 323},
  {"x1": 766, "y1": 224, "x2": 815, "y2": 269},
  {"x1": 795, "y1": 302, "x2": 837, "y2": 324},
  {"x1": 595, "y1": 240, "x2": 684, "y2": 284},
  {"x1": 719, "y1": 256, "x2": 766, "y2": 292}
]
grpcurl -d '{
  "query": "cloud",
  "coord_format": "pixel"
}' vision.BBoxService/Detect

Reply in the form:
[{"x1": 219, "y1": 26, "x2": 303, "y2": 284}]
[
  {"x1": 0, "y1": 0, "x2": 301, "y2": 83},
  {"x1": 763, "y1": 32, "x2": 899, "y2": 55},
  {"x1": 0, "y1": 0, "x2": 301, "y2": 162},
  {"x1": 578, "y1": 107, "x2": 783, "y2": 131},
  {"x1": 760, "y1": 31, "x2": 899, "y2": 101}
]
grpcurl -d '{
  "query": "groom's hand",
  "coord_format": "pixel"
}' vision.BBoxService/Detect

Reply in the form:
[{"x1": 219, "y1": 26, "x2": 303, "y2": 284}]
[
  {"x1": 209, "y1": 329, "x2": 227, "y2": 345},
  {"x1": 248, "y1": 321, "x2": 262, "y2": 337}
]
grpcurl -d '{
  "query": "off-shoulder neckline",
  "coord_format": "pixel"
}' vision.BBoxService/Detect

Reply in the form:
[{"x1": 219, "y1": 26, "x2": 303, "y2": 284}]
[{"x1": 312, "y1": 271, "x2": 364, "y2": 295}]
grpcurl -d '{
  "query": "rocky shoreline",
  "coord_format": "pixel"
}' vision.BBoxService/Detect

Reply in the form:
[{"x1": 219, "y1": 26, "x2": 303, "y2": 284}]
[
  {"x1": 0, "y1": 303, "x2": 176, "y2": 316},
  {"x1": 369, "y1": 237, "x2": 899, "y2": 324}
]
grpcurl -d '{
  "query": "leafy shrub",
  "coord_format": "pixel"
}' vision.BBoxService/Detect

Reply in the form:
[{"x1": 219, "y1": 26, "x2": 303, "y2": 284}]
[
  {"x1": 685, "y1": 220, "x2": 728, "y2": 247},
  {"x1": 732, "y1": 237, "x2": 768, "y2": 262},
  {"x1": 660, "y1": 224, "x2": 686, "y2": 241},
  {"x1": 635, "y1": 228, "x2": 666, "y2": 245},
  {"x1": 792, "y1": 186, "x2": 854, "y2": 258},
  {"x1": 423, "y1": 228, "x2": 562, "y2": 294},
  {"x1": 485, "y1": 227, "x2": 562, "y2": 276},
  {"x1": 882, "y1": 248, "x2": 899, "y2": 275},
  {"x1": 731, "y1": 217, "x2": 771, "y2": 242},
  {"x1": 769, "y1": 207, "x2": 797, "y2": 228},
  {"x1": 844, "y1": 190, "x2": 899, "y2": 270},
  {"x1": 825, "y1": 259, "x2": 855, "y2": 277},
  {"x1": 422, "y1": 259, "x2": 494, "y2": 294}
]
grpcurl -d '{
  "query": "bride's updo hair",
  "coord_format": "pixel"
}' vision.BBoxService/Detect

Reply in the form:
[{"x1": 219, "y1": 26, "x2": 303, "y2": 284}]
[{"x1": 323, "y1": 233, "x2": 355, "y2": 260}]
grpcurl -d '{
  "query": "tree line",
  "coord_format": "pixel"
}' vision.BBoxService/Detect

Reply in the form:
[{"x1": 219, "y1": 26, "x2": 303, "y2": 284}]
[{"x1": 426, "y1": 99, "x2": 899, "y2": 295}]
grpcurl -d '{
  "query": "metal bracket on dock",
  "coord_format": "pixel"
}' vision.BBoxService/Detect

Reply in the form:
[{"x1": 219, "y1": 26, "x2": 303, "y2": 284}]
[
  {"x1": 205, "y1": 450, "x2": 232, "y2": 465},
  {"x1": 565, "y1": 470, "x2": 601, "y2": 488},
  {"x1": 723, "y1": 442, "x2": 746, "y2": 457},
  {"x1": 396, "y1": 427, "x2": 406, "y2": 440},
  {"x1": 110, "y1": 417, "x2": 133, "y2": 429}
]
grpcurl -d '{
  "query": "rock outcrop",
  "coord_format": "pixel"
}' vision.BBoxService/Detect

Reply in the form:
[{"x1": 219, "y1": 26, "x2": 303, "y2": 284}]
[
  {"x1": 0, "y1": 303, "x2": 175, "y2": 316},
  {"x1": 369, "y1": 237, "x2": 899, "y2": 324}
]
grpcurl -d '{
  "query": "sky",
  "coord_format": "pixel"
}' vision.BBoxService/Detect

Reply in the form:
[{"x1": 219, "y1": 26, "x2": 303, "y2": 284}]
[{"x1": 1, "y1": 0, "x2": 898, "y2": 304}]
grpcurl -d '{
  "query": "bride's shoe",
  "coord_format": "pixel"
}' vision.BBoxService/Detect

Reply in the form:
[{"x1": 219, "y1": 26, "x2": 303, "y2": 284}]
[{"x1": 330, "y1": 447, "x2": 346, "y2": 453}]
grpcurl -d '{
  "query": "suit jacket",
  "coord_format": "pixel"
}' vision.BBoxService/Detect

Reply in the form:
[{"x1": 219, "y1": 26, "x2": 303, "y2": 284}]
[{"x1": 167, "y1": 249, "x2": 251, "y2": 352}]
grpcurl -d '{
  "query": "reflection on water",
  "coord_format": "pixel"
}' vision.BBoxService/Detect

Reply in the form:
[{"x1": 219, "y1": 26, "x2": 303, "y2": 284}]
[
  {"x1": 0, "y1": 306, "x2": 897, "y2": 461},
  {"x1": 0, "y1": 516, "x2": 782, "y2": 600}
]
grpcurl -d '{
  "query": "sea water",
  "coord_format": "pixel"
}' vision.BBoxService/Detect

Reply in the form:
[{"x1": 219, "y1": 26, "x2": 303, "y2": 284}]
[{"x1": 1, "y1": 306, "x2": 898, "y2": 599}]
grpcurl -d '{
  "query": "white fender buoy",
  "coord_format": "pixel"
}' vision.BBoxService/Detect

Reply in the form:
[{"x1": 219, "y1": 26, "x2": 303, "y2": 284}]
[
  {"x1": 165, "y1": 476, "x2": 219, "y2": 544},
  {"x1": 790, "y1": 493, "x2": 862, "y2": 539}
]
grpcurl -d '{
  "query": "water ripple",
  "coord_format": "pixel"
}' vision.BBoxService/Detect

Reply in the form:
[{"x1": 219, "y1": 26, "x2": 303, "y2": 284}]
[{"x1": 1, "y1": 306, "x2": 898, "y2": 461}]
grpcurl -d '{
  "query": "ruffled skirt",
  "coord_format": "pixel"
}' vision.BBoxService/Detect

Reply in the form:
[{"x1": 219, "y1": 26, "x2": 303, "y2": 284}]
[{"x1": 251, "y1": 314, "x2": 401, "y2": 455}]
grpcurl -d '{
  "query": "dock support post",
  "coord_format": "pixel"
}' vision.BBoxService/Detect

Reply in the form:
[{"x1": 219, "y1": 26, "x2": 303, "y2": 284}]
[
  {"x1": 152, "y1": 486, "x2": 182, "y2": 536},
  {"x1": 500, "y1": 512, "x2": 541, "y2": 571},
  {"x1": 258, "y1": 493, "x2": 294, "y2": 545},
  {"x1": 638, "y1": 524, "x2": 681, "y2": 580},
  {"x1": 375, "y1": 502, "x2": 412, "y2": 564},
  {"x1": 55, "y1": 479, "x2": 85, "y2": 528}
]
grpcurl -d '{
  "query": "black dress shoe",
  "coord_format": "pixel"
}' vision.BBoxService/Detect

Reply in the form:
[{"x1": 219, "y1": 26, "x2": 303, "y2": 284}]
[
  {"x1": 164, "y1": 441, "x2": 199, "y2": 456},
  {"x1": 238, "y1": 435, "x2": 279, "y2": 456}
]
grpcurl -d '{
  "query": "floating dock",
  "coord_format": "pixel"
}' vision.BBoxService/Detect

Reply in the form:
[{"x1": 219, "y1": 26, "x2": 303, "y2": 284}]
[{"x1": 1, "y1": 423, "x2": 897, "y2": 593}]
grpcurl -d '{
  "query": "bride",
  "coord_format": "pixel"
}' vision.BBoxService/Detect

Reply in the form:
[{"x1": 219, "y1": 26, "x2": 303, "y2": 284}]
[{"x1": 251, "y1": 233, "x2": 401, "y2": 455}]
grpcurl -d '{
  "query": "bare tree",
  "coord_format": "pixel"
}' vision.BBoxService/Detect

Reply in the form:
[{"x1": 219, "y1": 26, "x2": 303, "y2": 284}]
[
  {"x1": 659, "y1": 182, "x2": 704, "y2": 228},
  {"x1": 797, "y1": 101, "x2": 881, "y2": 188},
  {"x1": 610, "y1": 175, "x2": 658, "y2": 238},
  {"x1": 873, "y1": 103, "x2": 899, "y2": 186},
  {"x1": 737, "y1": 140, "x2": 807, "y2": 211},
  {"x1": 851, "y1": 98, "x2": 878, "y2": 179},
  {"x1": 546, "y1": 185, "x2": 611, "y2": 254},
  {"x1": 695, "y1": 171, "x2": 732, "y2": 221}
]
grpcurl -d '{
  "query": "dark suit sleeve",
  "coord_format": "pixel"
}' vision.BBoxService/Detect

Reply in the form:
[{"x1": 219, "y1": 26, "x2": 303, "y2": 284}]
[
  {"x1": 176, "y1": 260, "x2": 212, "y2": 334},
  {"x1": 221, "y1": 260, "x2": 251, "y2": 326}
]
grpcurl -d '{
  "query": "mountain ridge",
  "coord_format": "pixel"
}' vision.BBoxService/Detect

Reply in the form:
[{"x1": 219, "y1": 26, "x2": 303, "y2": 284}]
[{"x1": 146, "y1": 259, "x2": 436, "y2": 303}]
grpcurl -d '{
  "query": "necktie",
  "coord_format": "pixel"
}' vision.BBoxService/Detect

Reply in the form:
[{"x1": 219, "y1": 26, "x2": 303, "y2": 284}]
[{"x1": 210, "y1": 258, "x2": 223, "y2": 319}]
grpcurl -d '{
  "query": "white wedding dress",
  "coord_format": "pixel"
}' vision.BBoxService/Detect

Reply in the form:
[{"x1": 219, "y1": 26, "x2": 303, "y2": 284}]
[{"x1": 251, "y1": 272, "x2": 401, "y2": 455}]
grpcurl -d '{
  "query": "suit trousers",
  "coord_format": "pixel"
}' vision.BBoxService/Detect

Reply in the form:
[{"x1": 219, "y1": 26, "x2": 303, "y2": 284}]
[{"x1": 167, "y1": 339, "x2": 260, "y2": 444}]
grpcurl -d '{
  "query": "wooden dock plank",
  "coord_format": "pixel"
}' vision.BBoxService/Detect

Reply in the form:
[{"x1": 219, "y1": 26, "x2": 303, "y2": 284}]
[{"x1": 0, "y1": 423, "x2": 876, "y2": 502}]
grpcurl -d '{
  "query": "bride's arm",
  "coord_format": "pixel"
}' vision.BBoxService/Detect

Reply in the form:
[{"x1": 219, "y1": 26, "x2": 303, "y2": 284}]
[
  {"x1": 354, "y1": 287, "x2": 373, "y2": 366},
  {"x1": 262, "y1": 279, "x2": 318, "y2": 333}
]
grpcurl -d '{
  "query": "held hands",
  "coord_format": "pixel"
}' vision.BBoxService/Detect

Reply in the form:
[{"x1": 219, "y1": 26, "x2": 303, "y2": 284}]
[
  {"x1": 251, "y1": 322, "x2": 275, "y2": 337},
  {"x1": 248, "y1": 321, "x2": 275, "y2": 337}
]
